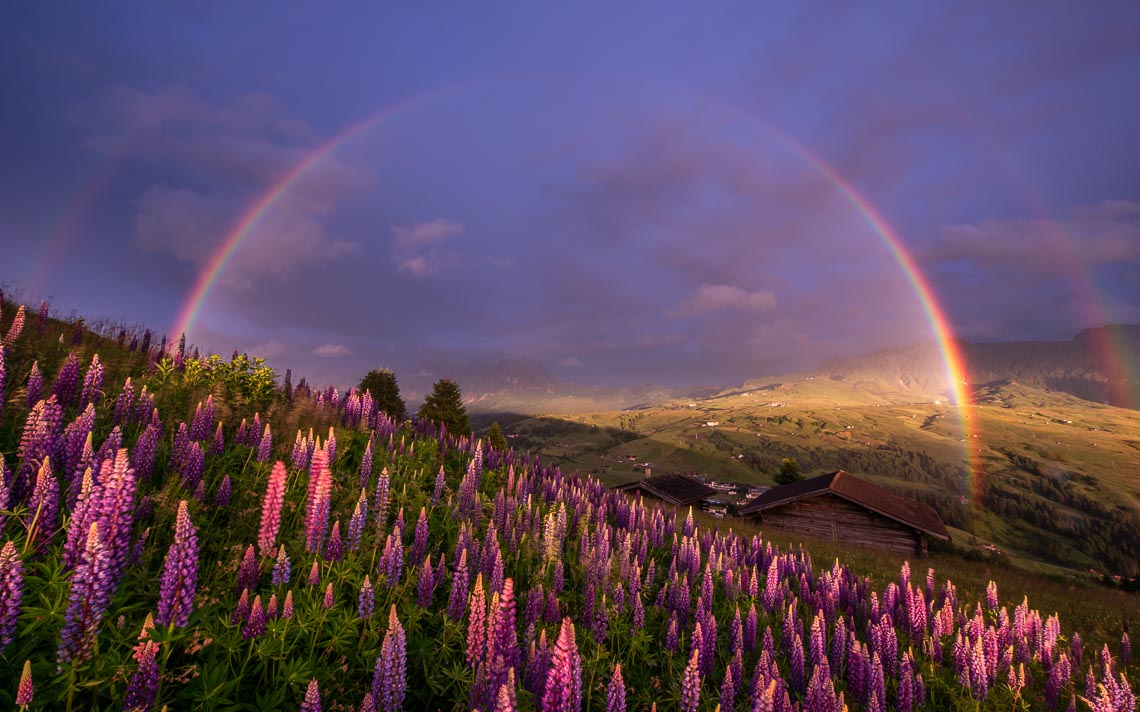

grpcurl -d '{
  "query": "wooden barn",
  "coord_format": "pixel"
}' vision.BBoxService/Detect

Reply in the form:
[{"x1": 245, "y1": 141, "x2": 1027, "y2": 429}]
[
  {"x1": 616, "y1": 473, "x2": 716, "y2": 507},
  {"x1": 739, "y1": 470, "x2": 951, "y2": 556}
]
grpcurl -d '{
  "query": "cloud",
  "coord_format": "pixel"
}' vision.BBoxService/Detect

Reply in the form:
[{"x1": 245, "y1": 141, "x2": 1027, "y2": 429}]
[
  {"x1": 671, "y1": 284, "x2": 777, "y2": 317},
  {"x1": 558, "y1": 355, "x2": 585, "y2": 367},
  {"x1": 314, "y1": 343, "x2": 353, "y2": 357},
  {"x1": 919, "y1": 200, "x2": 1140, "y2": 340},
  {"x1": 88, "y1": 86, "x2": 366, "y2": 285},
  {"x1": 391, "y1": 218, "x2": 465, "y2": 276}
]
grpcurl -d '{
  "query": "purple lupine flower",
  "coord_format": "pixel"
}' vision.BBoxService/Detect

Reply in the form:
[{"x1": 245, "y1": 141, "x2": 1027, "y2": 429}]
[
  {"x1": 0, "y1": 541, "x2": 23, "y2": 653},
  {"x1": 232, "y1": 588, "x2": 251, "y2": 625},
  {"x1": 123, "y1": 614, "x2": 159, "y2": 712},
  {"x1": 78, "y1": 353, "x2": 104, "y2": 408},
  {"x1": 325, "y1": 521, "x2": 344, "y2": 562},
  {"x1": 52, "y1": 352, "x2": 80, "y2": 408},
  {"x1": 58, "y1": 522, "x2": 113, "y2": 666},
  {"x1": 93, "y1": 449, "x2": 138, "y2": 587},
  {"x1": 16, "y1": 395, "x2": 62, "y2": 499},
  {"x1": 719, "y1": 664, "x2": 736, "y2": 712},
  {"x1": 180, "y1": 442, "x2": 205, "y2": 493},
  {"x1": 26, "y1": 458, "x2": 59, "y2": 552},
  {"x1": 257, "y1": 424, "x2": 272, "y2": 462},
  {"x1": 15, "y1": 660, "x2": 34, "y2": 706},
  {"x1": 210, "y1": 422, "x2": 225, "y2": 456},
  {"x1": 272, "y1": 545, "x2": 291, "y2": 586},
  {"x1": 374, "y1": 605, "x2": 407, "y2": 712},
  {"x1": 214, "y1": 473, "x2": 232, "y2": 506},
  {"x1": 243, "y1": 595, "x2": 266, "y2": 639},
  {"x1": 112, "y1": 377, "x2": 134, "y2": 426},
  {"x1": 131, "y1": 423, "x2": 160, "y2": 482},
  {"x1": 379, "y1": 529, "x2": 403, "y2": 588},
  {"x1": 412, "y1": 506, "x2": 429, "y2": 565},
  {"x1": 359, "y1": 576, "x2": 375, "y2": 619},
  {"x1": 25, "y1": 361, "x2": 42, "y2": 411},
  {"x1": 681, "y1": 646, "x2": 702, "y2": 712},
  {"x1": 156, "y1": 501, "x2": 199, "y2": 628},
  {"x1": 282, "y1": 590, "x2": 294, "y2": 620},
  {"x1": 347, "y1": 489, "x2": 368, "y2": 552},
  {"x1": 301, "y1": 678, "x2": 321, "y2": 712},
  {"x1": 542, "y1": 618, "x2": 583, "y2": 712},
  {"x1": 606, "y1": 663, "x2": 625, "y2": 712},
  {"x1": 0, "y1": 345, "x2": 5, "y2": 421},
  {"x1": 1124, "y1": 632, "x2": 1132, "y2": 668},
  {"x1": 0, "y1": 455, "x2": 8, "y2": 538},
  {"x1": 359, "y1": 438, "x2": 374, "y2": 490},
  {"x1": 417, "y1": 554, "x2": 437, "y2": 608},
  {"x1": 322, "y1": 583, "x2": 334, "y2": 609},
  {"x1": 432, "y1": 466, "x2": 446, "y2": 506},
  {"x1": 237, "y1": 544, "x2": 258, "y2": 593},
  {"x1": 258, "y1": 462, "x2": 288, "y2": 556}
]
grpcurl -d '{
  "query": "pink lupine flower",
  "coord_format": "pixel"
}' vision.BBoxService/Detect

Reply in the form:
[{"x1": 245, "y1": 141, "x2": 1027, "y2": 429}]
[
  {"x1": 322, "y1": 582, "x2": 334, "y2": 609},
  {"x1": 15, "y1": 659, "x2": 33, "y2": 706},
  {"x1": 232, "y1": 588, "x2": 251, "y2": 625},
  {"x1": 237, "y1": 544, "x2": 258, "y2": 593},
  {"x1": 282, "y1": 590, "x2": 294, "y2": 620},
  {"x1": 681, "y1": 646, "x2": 702, "y2": 712},
  {"x1": 467, "y1": 574, "x2": 487, "y2": 668},
  {"x1": 258, "y1": 462, "x2": 288, "y2": 556},
  {"x1": 256, "y1": 423, "x2": 272, "y2": 462},
  {"x1": 542, "y1": 618, "x2": 582, "y2": 712},
  {"x1": 301, "y1": 678, "x2": 321, "y2": 712}
]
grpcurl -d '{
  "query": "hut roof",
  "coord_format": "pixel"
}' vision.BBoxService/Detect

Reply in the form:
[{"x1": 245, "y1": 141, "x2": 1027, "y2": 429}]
[
  {"x1": 739, "y1": 470, "x2": 951, "y2": 540},
  {"x1": 616, "y1": 473, "x2": 716, "y2": 506}
]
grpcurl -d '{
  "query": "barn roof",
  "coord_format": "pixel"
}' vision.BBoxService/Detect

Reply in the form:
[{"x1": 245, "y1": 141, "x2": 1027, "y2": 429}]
[
  {"x1": 739, "y1": 470, "x2": 951, "y2": 540},
  {"x1": 616, "y1": 473, "x2": 716, "y2": 506}
]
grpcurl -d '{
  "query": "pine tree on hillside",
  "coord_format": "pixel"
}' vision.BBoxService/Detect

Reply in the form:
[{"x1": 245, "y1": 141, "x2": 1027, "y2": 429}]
[
  {"x1": 359, "y1": 368, "x2": 407, "y2": 421},
  {"x1": 774, "y1": 457, "x2": 803, "y2": 485},
  {"x1": 417, "y1": 378, "x2": 469, "y2": 435},
  {"x1": 486, "y1": 421, "x2": 508, "y2": 451}
]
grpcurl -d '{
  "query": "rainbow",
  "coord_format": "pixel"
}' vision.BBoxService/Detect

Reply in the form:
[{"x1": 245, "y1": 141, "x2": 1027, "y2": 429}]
[
  {"x1": 171, "y1": 86, "x2": 984, "y2": 498},
  {"x1": 749, "y1": 122, "x2": 982, "y2": 499},
  {"x1": 170, "y1": 83, "x2": 479, "y2": 343}
]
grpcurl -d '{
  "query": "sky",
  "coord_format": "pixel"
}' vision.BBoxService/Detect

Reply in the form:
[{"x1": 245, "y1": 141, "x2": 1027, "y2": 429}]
[{"x1": 2, "y1": 2, "x2": 1139, "y2": 391}]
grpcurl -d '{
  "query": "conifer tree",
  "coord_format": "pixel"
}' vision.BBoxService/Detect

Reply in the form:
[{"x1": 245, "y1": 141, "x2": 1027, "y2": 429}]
[
  {"x1": 359, "y1": 368, "x2": 407, "y2": 421},
  {"x1": 486, "y1": 421, "x2": 508, "y2": 451},
  {"x1": 417, "y1": 378, "x2": 469, "y2": 435}
]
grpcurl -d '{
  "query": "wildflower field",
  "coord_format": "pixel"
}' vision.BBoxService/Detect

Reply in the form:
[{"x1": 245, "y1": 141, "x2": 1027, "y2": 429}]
[{"x1": 0, "y1": 299, "x2": 1134, "y2": 710}]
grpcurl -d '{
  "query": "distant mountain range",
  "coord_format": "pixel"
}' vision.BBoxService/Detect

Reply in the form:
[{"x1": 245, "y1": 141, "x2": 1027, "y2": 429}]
[
  {"x1": 401, "y1": 357, "x2": 717, "y2": 414},
  {"x1": 812, "y1": 325, "x2": 1140, "y2": 409},
  {"x1": 401, "y1": 326, "x2": 1139, "y2": 415}
]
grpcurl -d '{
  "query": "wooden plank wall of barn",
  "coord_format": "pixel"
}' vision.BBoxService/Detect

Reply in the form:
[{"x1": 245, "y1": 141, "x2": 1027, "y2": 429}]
[{"x1": 754, "y1": 494, "x2": 921, "y2": 555}]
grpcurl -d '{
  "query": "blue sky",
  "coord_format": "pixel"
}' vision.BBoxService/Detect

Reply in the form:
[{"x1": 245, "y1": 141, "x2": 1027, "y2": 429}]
[{"x1": 2, "y1": 2, "x2": 1139, "y2": 390}]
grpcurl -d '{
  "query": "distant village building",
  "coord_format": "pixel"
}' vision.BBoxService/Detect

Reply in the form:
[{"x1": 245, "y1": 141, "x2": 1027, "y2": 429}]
[
  {"x1": 739, "y1": 470, "x2": 951, "y2": 556},
  {"x1": 616, "y1": 473, "x2": 716, "y2": 508}
]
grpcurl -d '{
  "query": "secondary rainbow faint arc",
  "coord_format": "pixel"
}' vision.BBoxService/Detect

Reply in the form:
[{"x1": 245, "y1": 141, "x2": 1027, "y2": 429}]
[{"x1": 170, "y1": 86, "x2": 472, "y2": 343}]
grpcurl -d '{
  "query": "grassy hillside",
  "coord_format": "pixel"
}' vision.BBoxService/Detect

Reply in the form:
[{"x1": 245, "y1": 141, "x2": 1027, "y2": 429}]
[
  {"x1": 0, "y1": 297, "x2": 1135, "y2": 711},
  {"x1": 495, "y1": 376, "x2": 1140, "y2": 578}
]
